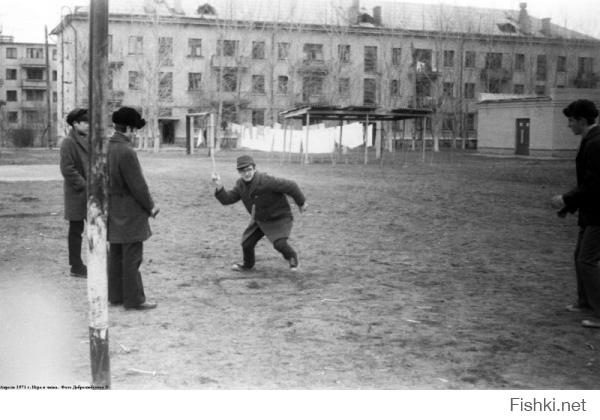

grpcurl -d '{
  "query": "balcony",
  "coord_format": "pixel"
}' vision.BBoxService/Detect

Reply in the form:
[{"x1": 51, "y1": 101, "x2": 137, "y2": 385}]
[
  {"x1": 297, "y1": 61, "x2": 329, "y2": 75},
  {"x1": 21, "y1": 79, "x2": 47, "y2": 88},
  {"x1": 573, "y1": 72, "x2": 599, "y2": 88},
  {"x1": 480, "y1": 68, "x2": 512, "y2": 83},
  {"x1": 294, "y1": 93, "x2": 330, "y2": 107},
  {"x1": 210, "y1": 55, "x2": 249, "y2": 70}
]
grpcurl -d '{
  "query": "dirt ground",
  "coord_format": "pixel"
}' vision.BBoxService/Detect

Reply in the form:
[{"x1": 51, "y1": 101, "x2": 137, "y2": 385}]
[{"x1": 1, "y1": 147, "x2": 599, "y2": 390}]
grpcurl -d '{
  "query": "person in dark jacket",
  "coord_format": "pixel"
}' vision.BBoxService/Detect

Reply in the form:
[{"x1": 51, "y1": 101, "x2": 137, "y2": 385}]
[
  {"x1": 59, "y1": 108, "x2": 89, "y2": 278},
  {"x1": 551, "y1": 99, "x2": 600, "y2": 328},
  {"x1": 212, "y1": 155, "x2": 307, "y2": 271},
  {"x1": 107, "y1": 107, "x2": 159, "y2": 310}
]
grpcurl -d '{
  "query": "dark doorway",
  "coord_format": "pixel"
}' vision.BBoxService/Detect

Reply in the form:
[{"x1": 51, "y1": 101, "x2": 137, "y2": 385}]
[
  {"x1": 515, "y1": 118, "x2": 530, "y2": 155},
  {"x1": 160, "y1": 120, "x2": 176, "y2": 144}
]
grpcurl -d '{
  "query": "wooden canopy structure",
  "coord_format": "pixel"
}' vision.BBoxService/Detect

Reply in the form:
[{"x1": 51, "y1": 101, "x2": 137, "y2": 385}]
[{"x1": 279, "y1": 105, "x2": 432, "y2": 164}]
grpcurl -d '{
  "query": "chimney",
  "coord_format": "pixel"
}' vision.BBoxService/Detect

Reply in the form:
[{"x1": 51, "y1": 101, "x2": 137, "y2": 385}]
[
  {"x1": 373, "y1": 6, "x2": 382, "y2": 26},
  {"x1": 349, "y1": 0, "x2": 360, "y2": 24},
  {"x1": 541, "y1": 17, "x2": 552, "y2": 36},
  {"x1": 518, "y1": 3, "x2": 531, "y2": 34}
]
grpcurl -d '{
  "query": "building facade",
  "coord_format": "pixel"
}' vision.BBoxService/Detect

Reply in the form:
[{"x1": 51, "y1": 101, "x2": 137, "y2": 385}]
[
  {"x1": 0, "y1": 34, "x2": 58, "y2": 147},
  {"x1": 51, "y1": 0, "x2": 600, "y2": 147}
]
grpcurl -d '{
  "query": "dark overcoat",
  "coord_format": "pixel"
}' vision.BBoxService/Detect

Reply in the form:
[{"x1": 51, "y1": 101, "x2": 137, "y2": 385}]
[
  {"x1": 563, "y1": 125, "x2": 600, "y2": 226},
  {"x1": 107, "y1": 132, "x2": 155, "y2": 243},
  {"x1": 60, "y1": 128, "x2": 88, "y2": 221},
  {"x1": 215, "y1": 171, "x2": 305, "y2": 242}
]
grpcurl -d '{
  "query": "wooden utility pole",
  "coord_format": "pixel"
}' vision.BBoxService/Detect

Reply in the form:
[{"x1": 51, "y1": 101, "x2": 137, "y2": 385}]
[
  {"x1": 44, "y1": 26, "x2": 53, "y2": 148},
  {"x1": 87, "y1": 0, "x2": 110, "y2": 388}
]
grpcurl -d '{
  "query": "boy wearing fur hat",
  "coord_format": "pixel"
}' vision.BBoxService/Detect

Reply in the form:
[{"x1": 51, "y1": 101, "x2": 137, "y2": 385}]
[
  {"x1": 212, "y1": 155, "x2": 307, "y2": 271},
  {"x1": 107, "y1": 107, "x2": 159, "y2": 310},
  {"x1": 60, "y1": 108, "x2": 89, "y2": 278}
]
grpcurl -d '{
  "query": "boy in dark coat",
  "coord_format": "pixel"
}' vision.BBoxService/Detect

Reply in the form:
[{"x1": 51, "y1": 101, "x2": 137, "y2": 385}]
[
  {"x1": 107, "y1": 107, "x2": 159, "y2": 310},
  {"x1": 212, "y1": 155, "x2": 307, "y2": 271},
  {"x1": 551, "y1": 99, "x2": 600, "y2": 328},
  {"x1": 59, "y1": 108, "x2": 89, "y2": 278}
]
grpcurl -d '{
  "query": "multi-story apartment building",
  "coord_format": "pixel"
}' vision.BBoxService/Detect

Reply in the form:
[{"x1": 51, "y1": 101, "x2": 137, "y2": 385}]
[
  {"x1": 51, "y1": 0, "x2": 600, "y2": 146},
  {"x1": 0, "y1": 34, "x2": 58, "y2": 146}
]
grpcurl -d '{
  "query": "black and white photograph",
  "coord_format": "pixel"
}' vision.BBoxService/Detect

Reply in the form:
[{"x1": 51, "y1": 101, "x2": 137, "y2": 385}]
[{"x1": 1, "y1": 0, "x2": 600, "y2": 418}]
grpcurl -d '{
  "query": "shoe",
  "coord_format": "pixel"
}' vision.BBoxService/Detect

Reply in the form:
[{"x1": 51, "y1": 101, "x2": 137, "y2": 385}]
[
  {"x1": 289, "y1": 256, "x2": 299, "y2": 272},
  {"x1": 566, "y1": 304, "x2": 593, "y2": 313},
  {"x1": 125, "y1": 302, "x2": 157, "y2": 311},
  {"x1": 232, "y1": 263, "x2": 254, "y2": 272},
  {"x1": 581, "y1": 318, "x2": 600, "y2": 328},
  {"x1": 70, "y1": 265, "x2": 87, "y2": 278},
  {"x1": 109, "y1": 301, "x2": 123, "y2": 307}
]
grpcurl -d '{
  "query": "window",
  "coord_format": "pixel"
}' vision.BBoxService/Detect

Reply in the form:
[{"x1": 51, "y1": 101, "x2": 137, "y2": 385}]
[
  {"x1": 514, "y1": 54, "x2": 525, "y2": 71},
  {"x1": 128, "y1": 36, "x2": 143, "y2": 55},
  {"x1": 557, "y1": 56, "x2": 566, "y2": 72},
  {"x1": 390, "y1": 79, "x2": 400, "y2": 96},
  {"x1": 578, "y1": 57, "x2": 593, "y2": 74},
  {"x1": 6, "y1": 90, "x2": 17, "y2": 101},
  {"x1": 252, "y1": 75, "x2": 265, "y2": 93},
  {"x1": 23, "y1": 110, "x2": 42, "y2": 125},
  {"x1": 217, "y1": 40, "x2": 238, "y2": 57},
  {"x1": 128, "y1": 71, "x2": 140, "y2": 90},
  {"x1": 485, "y1": 52, "x2": 502, "y2": 69},
  {"x1": 26, "y1": 48, "x2": 43, "y2": 59},
  {"x1": 364, "y1": 46, "x2": 377, "y2": 73},
  {"x1": 252, "y1": 41, "x2": 265, "y2": 59},
  {"x1": 6, "y1": 69, "x2": 17, "y2": 80},
  {"x1": 6, "y1": 47, "x2": 17, "y2": 59},
  {"x1": 464, "y1": 82, "x2": 475, "y2": 99},
  {"x1": 302, "y1": 75, "x2": 324, "y2": 101},
  {"x1": 188, "y1": 39, "x2": 202, "y2": 57},
  {"x1": 277, "y1": 75, "x2": 288, "y2": 94},
  {"x1": 338, "y1": 45, "x2": 350, "y2": 63},
  {"x1": 363, "y1": 78, "x2": 376, "y2": 105},
  {"x1": 339, "y1": 78, "x2": 350, "y2": 97},
  {"x1": 442, "y1": 114, "x2": 455, "y2": 132},
  {"x1": 392, "y1": 48, "x2": 402, "y2": 66},
  {"x1": 52, "y1": 70, "x2": 57, "y2": 81},
  {"x1": 53, "y1": 92, "x2": 57, "y2": 103},
  {"x1": 159, "y1": 37, "x2": 173, "y2": 66},
  {"x1": 218, "y1": 67, "x2": 237, "y2": 92},
  {"x1": 277, "y1": 42, "x2": 289, "y2": 60},
  {"x1": 303, "y1": 44, "x2": 323, "y2": 62},
  {"x1": 536, "y1": 55, "x2": 547, "y2": 81},
  {"x1": 443, "y1": 82, "x2": 454, "y2": 97},
  {"x1": 513, "y1": 84, "x2": 525, "y2": 94},
  {"x1": 8, "y1": 112, "x2": 18, "y2": 123},
  {"x1": 443, "y1": 50, "x2": 455, "y2": 67},
  {"x1": 534, "y1": 85, "x2": 546, "y2": 95},
  {"x1": 466, "y1": 113, "x2": 476, "y2": 131},
  {"x1": 52, "y1": 49, "x2": 58, "y2": 60},
  {"x1": 188, "y1": 72, "x2": 202, "y2": 90},
  {"x1": 251, "y1": 109, "x2": 264, "y2": 126},
  {"x1": 159, "y1": 72, "x2": 173, "y2": 99},
  {"x1": 414, "y1": 49, "x2": 433, "y2": 70},
  {"x1": 464, "y1": 51, "x2": 476, "y2": 68},
  {"x1": 25, "y1": 68, "x2": 44, "y2": 80},
  {"x1": 108, "y1": 35, "x2": 113, "y2": 54},
  {"x1": 24, "y1": 89, "x2": 44, "y2": 101}
]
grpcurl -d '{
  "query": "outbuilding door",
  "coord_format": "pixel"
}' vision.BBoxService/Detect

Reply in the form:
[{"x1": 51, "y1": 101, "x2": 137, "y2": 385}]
[{"x1": 515, "y1": 118, "x2": 530, "y2": 156}]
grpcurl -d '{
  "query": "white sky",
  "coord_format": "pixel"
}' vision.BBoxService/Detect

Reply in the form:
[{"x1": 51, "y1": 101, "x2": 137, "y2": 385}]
[{"x1": 0, "y1": 0, "x2": 599, "y2": 43}]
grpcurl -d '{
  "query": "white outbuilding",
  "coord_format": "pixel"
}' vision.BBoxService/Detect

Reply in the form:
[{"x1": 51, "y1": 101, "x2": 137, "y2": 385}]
[{"x1": 477, "y1": 88, "x2": 600, "y2": 158}]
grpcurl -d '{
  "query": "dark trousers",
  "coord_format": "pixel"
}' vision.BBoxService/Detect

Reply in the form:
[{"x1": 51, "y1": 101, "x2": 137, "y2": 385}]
[
  {"x1": 574, "y1": 226, "x2": 600, "y2": 317},
  {"x1": 108, "y1": 242, "x2": 146, "y2": 308},
  {"x1": 68, "y1": 220, "x2": 85, "y2": 267},
  {"x1": 242, "y1": 228, "x2": 296, "y2": 268}
]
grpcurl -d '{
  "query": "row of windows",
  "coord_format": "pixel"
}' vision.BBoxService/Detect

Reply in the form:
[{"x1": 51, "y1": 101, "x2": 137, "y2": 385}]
[
  {"x1": 3, "y1": 47, "x2": 57, "y2": 60},
  {"x1": 116, "y1": 35, "x2": 594, "y2": 75},
  {"x1": 118, "y1": 68, "x2": 552, "y2": 99},
  {"x1": 4, "y1": 68, "x2": 57, "y2": 81},
  {"x1": 3, "y1": 90, "x2": 57, "y2": 102},
  {"x1": 1, "y1": 110, "x2": 47, "y2": 125}
]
